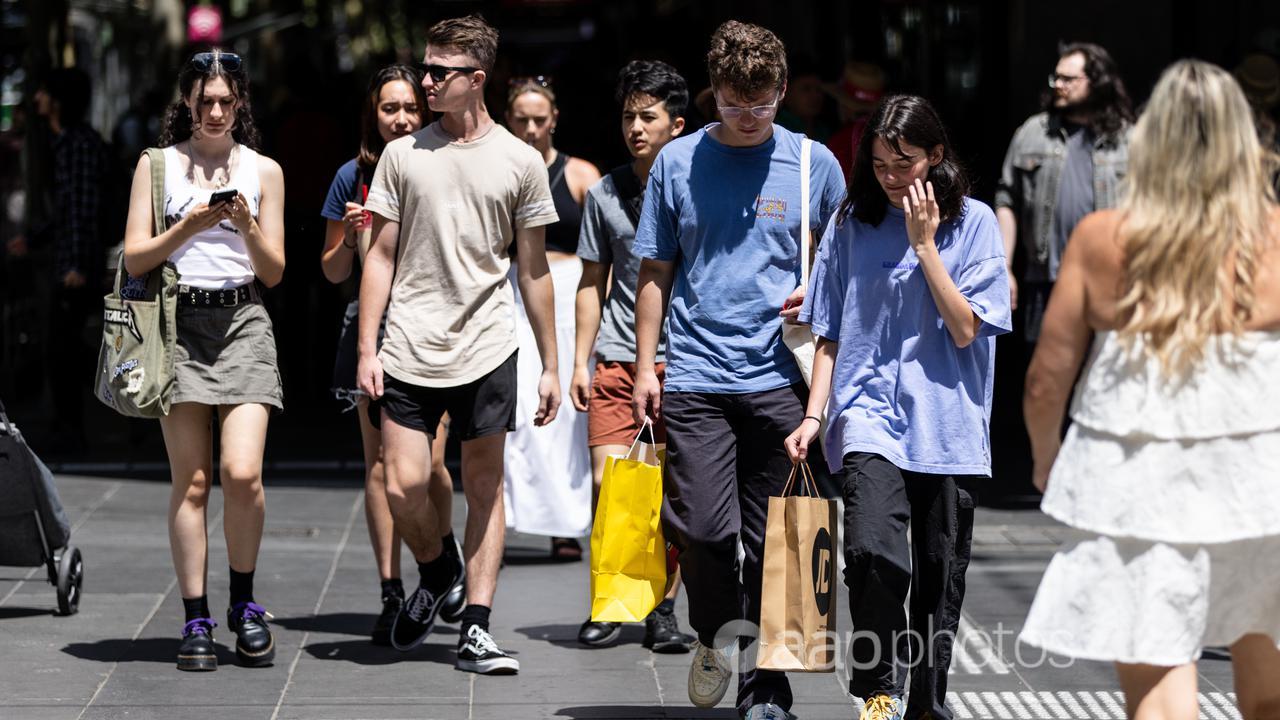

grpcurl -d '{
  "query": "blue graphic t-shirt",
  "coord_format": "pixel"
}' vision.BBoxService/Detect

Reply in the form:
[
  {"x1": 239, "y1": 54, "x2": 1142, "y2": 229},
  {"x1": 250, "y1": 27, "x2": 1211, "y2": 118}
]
[
  {"x1": 321, "y1": 159, "x2": 363, "y2": 222},
  {"x1": 800, "y1": 197, "x2": 1012, "y2": 476},
  {"x1": 633, "y1": 124, "x2": 845, "y2": 393}
]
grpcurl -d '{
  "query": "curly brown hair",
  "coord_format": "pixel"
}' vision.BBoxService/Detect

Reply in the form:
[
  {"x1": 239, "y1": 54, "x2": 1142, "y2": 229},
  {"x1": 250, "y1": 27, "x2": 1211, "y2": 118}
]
[
  {"x1": 706, "y1": 21, "x2": 787, "y2": 98},
  {"x1": 158, "y1": 50, "x2": 261, "y2": 149},
  {"x1": 426, "y1": 14, "x2": 499, "y2": 74}
]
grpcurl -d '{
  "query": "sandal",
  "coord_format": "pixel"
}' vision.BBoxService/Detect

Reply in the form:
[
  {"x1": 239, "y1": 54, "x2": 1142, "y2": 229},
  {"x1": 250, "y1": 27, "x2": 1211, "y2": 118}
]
[{"x1": 550, "y1": 537, "x2": 583, "y2": 562}]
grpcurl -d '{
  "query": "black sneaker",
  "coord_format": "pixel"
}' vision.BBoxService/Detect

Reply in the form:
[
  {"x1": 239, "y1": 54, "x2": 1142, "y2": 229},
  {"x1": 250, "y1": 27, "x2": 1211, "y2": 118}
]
[
  {"x1": 578, "y1": 617, "x2": 622, "y2": 647},
  {"x1": 226, "y1": 602, "x2": 275, "y2": 667},
  {"x1": 176, "y1": 617, "x2": 217, "y2": 671},
  {"x1": 391, "y1": 584, "x2": 447, "y2": 651},
  {"x1": 457, "y1": 624, "x2": 519, "y2": 674},
  {"x1": 371, "y1": 592, "x2": 402, "y2": 646},
  {"x1": 644, "y1": 605, "x2": 692, "y2": 654},
  {"x1": 439, "y1": 537, "x2": 467, "y2": 624}
]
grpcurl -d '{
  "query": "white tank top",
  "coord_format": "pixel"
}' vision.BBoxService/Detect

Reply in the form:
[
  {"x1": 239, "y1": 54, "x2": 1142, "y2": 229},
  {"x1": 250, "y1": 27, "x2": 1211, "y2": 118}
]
[{"x1": 163, "y1": 144, "x2": 262, "y2": 289}]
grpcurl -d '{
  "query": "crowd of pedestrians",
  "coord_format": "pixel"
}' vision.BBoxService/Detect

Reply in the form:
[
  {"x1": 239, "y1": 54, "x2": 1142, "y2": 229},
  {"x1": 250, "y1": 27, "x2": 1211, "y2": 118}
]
[{"x1": 60, "y1": 11, "x2": 1280, "y2": 720}]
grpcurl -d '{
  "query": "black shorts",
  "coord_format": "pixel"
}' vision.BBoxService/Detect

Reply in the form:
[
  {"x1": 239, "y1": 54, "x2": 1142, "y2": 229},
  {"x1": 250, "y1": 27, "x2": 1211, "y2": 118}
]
[{"x1": 373, "y1": 352, "x2": 518, "y2": 441}]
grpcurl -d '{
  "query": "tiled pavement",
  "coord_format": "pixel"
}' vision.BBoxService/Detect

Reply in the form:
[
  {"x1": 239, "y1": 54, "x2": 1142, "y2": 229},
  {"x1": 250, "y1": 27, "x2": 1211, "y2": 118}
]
[{"x1": 0, "y1": 476, "x2": 1244, "y2": 719}]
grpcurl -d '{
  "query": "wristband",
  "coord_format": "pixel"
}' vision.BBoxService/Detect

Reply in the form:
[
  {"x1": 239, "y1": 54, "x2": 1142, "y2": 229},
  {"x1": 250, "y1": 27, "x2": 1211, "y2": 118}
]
[{"x1": 802, "y1": 415, "x2": 821, "y2": 425}]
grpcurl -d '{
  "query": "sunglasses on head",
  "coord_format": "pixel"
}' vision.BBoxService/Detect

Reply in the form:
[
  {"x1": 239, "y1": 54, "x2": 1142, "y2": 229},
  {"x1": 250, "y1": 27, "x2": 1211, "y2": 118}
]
[
  {"x1": 421, "y1": 63, "x2": 480, "y2": 83},
  {"x1": 190, "y1": 51, "x2": 242, "y2": 73},
  {"x1": 509, "y1": 75, "x2": 552, "y2": 89}
]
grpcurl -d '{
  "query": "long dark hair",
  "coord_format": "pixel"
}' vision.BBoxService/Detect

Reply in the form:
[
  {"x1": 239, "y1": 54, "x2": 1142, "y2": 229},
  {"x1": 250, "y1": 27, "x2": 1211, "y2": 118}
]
[
  {"x1": 158, "y1": 50, "x2": 261, "y2": 149},
  {"x1": 840, "y1": 94, "x2": 970, "y2": 227},
  {"x1": 1041, "y1": 42, "x2": 1135, "y2": 140},
  {"x1": 357, "y1": 64, "x2": 428, "y2": 177}
]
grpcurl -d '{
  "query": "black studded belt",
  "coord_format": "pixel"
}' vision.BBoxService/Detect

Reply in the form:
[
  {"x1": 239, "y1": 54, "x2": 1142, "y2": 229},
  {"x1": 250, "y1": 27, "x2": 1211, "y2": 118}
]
[{"x1": 177, "y1": 283, "x2": 258, "y2": 307}]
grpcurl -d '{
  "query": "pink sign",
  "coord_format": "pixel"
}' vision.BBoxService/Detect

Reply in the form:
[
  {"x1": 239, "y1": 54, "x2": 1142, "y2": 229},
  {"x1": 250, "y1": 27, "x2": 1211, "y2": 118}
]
[{"x1": 187, "y1": 6, "x2": 223, "y2": 44}]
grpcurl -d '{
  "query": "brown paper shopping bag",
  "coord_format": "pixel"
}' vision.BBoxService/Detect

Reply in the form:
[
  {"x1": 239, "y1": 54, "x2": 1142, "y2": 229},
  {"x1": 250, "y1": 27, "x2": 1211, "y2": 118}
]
[{"x1": 756, "y1": 462, "x2": 838, "y2": 672}]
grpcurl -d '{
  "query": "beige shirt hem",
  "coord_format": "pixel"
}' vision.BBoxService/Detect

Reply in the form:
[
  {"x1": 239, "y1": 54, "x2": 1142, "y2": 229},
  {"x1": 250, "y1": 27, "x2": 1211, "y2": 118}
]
[{"x1": 379, "y1": 339, "x2": 518, "y2": 389}]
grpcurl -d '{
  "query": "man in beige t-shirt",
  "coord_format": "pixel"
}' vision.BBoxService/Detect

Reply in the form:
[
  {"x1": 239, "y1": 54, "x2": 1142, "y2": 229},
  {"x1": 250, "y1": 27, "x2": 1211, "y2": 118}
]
[{"x1": 357, "y1": 14, "x2": 560, "y2": 675}]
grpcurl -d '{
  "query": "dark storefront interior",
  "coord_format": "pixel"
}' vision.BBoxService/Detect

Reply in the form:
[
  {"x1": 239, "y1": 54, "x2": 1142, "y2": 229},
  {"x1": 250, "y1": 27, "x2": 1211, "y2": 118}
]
[{"x1": 2, "y1": 0, "x2": 1278, "y2": 497}]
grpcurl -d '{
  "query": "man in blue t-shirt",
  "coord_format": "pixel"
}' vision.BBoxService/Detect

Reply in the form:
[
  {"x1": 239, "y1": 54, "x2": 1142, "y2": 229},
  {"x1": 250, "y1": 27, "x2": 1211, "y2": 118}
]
[{"x1": 631, "y1": 21, "x2": 845, "y2": 720}]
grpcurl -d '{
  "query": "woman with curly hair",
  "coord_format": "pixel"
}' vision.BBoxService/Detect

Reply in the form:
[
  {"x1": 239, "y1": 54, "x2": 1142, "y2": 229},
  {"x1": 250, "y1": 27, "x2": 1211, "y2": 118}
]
[{"x1": 122, "y1": 48, "x2": 285, "y2": 672}]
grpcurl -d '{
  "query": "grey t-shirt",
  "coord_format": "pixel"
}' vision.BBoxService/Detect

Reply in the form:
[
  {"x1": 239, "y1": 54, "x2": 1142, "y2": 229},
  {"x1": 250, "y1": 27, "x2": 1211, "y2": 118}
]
[
  {"x1": 1049, "y1": 123, "x2": 1095, "y2": 280},
  {"x1": 577, "y1": 171, "x2": 667, "y2": 363}
]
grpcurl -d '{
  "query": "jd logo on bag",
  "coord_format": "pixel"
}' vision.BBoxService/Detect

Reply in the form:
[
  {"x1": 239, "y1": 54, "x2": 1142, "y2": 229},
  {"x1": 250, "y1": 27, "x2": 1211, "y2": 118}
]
[
  {"x1": 812, "y1": 526, "x2": 833, "y2": 616},
  {"x1": 757, "y1": 462, "x2": 838, "y2": 672}
]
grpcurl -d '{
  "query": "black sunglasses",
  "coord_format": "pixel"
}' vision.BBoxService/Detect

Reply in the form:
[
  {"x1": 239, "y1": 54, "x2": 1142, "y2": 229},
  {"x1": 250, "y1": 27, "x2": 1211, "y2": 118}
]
[
  {"x1": 421, "y1": 63, "x2": 480, "y2": 83},
  {"x1": 190, "y1": 51, "x2": 242, "y2": 73}
]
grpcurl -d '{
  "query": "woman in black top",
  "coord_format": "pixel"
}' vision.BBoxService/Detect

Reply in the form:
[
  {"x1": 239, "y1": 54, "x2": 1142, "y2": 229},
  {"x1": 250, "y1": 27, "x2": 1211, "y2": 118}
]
[{"x1": 504, "y1": 78, "x2": 602, "y2": 559}]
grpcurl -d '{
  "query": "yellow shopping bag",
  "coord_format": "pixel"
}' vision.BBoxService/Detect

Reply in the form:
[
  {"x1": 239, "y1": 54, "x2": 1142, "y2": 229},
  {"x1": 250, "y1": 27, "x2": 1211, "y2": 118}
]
[{"x1": 589, "y1": 420, "x2": 667, "y2": 623}]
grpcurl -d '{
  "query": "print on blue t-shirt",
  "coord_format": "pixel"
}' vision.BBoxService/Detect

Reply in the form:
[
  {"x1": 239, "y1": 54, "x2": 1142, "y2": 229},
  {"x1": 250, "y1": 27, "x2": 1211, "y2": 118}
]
[
  {"x1": 800, "y1": 197, "x2": 1012, "y2": 476},
  {"x1": 633, "y1": 125, "x2": 846, "y2": 393}
]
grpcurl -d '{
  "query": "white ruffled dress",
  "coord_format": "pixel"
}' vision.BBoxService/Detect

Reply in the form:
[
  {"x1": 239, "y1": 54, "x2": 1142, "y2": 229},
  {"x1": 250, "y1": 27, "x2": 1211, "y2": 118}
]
[{"x1": 1019, "y1": 330, "x2": 1280, "y2": 666}]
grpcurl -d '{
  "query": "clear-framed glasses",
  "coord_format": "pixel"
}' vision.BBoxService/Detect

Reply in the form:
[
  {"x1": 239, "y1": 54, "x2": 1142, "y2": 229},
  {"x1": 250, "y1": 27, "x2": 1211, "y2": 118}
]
[
  {"x1": 422, "y1": 63, "x2": 480, "y2": 83},
  {"x1": 191, "y1": 51, "x2": 242, "y2": 73},
  {"x1": 1047, "y1": 72, "x2": 1086, "y2": 88},
  {"x1": 716, "y1": 93, "x2": 781, "y2": 121}
]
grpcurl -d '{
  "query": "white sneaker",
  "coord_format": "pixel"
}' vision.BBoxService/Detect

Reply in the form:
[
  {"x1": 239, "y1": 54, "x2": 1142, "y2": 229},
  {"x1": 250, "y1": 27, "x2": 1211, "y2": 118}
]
[{"x1": 687, "y1": 640, "x2": 732, "y2": 708}]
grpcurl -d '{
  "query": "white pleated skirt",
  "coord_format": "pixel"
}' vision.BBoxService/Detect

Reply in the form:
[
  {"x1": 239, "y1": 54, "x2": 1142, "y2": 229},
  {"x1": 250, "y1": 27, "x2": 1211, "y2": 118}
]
[{"x1": 502, "y1": 257, "x2": 593, "y2": 538}]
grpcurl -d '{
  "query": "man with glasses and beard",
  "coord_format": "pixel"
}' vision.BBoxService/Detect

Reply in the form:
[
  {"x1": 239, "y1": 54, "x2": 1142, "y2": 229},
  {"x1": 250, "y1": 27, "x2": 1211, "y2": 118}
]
[
  {"x1": 359, "y1": 13, "x2": 560, "y2": 675},
  {"x1": 631, "y1": 21, "x2": 844, "y2": 720},
  {"x1": 995, "y1": 42, "x2": 1134, "y2": 344}
]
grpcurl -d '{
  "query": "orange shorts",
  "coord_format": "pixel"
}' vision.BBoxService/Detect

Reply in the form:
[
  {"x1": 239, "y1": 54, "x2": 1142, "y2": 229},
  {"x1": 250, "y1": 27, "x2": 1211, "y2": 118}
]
[{"x1": 587, "y1": 361, "x2": 668, "y2": 447}]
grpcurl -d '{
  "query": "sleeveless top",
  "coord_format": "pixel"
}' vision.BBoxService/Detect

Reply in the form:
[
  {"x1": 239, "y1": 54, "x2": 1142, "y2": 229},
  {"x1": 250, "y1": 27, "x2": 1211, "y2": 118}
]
[
  {"x1": 163, "y1": 143, "x2": 262, "y2": 289},
  {"x1": 544, "y1": 152, "x2": 582, "y2": 254},
  {"x1": 1041, "y1": 329, "x2": 1280, "y2": 543}
]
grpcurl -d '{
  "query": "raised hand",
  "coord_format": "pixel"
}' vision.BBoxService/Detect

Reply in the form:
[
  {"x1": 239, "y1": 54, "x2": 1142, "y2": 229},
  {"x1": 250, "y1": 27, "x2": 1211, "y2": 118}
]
[{"x1": 903, "y1": 178, "x2": 940, "y2": 256}]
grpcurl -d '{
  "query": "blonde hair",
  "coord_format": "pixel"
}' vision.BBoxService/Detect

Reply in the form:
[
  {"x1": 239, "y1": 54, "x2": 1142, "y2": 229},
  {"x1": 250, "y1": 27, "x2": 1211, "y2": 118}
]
[
  {"x1": 506, "y1": 79, "x2": 555, "y2": 109},
  {"x1": 1117, "y1": 59, "x2": 1276, "y2": 373}
]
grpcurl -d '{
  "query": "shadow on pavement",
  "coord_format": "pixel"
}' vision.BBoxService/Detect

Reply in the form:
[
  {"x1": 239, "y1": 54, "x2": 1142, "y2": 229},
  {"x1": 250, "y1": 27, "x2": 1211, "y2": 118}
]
[
  {"x1": 61, "y1": 637, "x2": 240, "y2": 665},
  {"x1": 513, "y1": 622, "x2": 646, "y2": 650},
  {"x1": 554, "y1": 706, "x2": 736, "y2": 719},
  {"x1": 270, "y1": 611, "x2": 375, "y2": 636},
  {"x1": 302, "y1": 638, "x2": 461, "y2": 666},
  {"x1": 503, "y1": 545, "x2": 580, "y2": 566},
  {"x1": 0, "y1": 606, "x2": 55, "y2": 620}
]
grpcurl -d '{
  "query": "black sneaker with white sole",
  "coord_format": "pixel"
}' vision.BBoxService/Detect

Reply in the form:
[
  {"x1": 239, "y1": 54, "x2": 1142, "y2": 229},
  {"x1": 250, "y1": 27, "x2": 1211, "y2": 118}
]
[
  {"x1": 456, "y1": 624, "x2": 519, "y2": 675},
  {"x1": 390, "y1": 584, "x2": 447, "y2": 651}
]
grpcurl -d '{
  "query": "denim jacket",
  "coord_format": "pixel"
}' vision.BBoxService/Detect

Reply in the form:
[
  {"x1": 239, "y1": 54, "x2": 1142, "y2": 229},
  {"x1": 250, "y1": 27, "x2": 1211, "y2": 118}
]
[{"x1": 994, "y1": 112, "x2": 1130, "y2": 282}]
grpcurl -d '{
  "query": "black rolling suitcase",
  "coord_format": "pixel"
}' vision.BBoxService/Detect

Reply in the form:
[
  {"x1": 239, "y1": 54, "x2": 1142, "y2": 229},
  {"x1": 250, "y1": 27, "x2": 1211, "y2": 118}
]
[{"x1": 0, "y1": 398, "x2": 84, "y2": 614}]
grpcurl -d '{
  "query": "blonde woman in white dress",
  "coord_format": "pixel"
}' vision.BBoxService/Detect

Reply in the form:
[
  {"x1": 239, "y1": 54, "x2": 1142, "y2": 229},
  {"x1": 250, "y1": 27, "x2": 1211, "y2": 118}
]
[{"x1": 1020, "y1": 59, "x2": 1280, "y2": 720}]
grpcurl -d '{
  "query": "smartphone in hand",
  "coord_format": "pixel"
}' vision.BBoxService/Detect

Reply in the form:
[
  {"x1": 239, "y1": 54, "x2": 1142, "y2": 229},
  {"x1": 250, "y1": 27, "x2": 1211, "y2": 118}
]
[{"x1": 209, "y1": 189, "x2": 237, "y2": 206}]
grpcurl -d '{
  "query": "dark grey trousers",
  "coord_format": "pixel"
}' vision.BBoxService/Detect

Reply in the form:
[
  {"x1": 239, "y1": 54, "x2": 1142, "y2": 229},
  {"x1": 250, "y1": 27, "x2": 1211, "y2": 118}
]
[
  {"x1": 841, "y1": 452, "x2": 977, "y2": 720},
  {"x1": 661, "y1": 383, "x2": 807, "y2": 716}
]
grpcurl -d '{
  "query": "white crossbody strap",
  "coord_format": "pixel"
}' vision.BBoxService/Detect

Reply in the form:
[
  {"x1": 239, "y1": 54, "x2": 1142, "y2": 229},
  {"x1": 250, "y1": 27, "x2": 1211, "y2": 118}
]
[{"x1": 800, "y1": 138, "x2": 812, "y2": 283}]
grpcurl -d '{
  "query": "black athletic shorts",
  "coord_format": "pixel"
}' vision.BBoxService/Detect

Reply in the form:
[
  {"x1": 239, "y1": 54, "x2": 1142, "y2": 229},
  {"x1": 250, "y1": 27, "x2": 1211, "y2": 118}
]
[{"x1": 373, "y1": 352, "x2": 518, "y2": 440}]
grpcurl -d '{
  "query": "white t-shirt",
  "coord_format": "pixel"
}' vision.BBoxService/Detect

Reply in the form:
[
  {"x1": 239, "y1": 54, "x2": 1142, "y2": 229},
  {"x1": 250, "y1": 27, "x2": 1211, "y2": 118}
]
[{"x1": 163, "y1": 144, "x2": 261, "y2": 290}]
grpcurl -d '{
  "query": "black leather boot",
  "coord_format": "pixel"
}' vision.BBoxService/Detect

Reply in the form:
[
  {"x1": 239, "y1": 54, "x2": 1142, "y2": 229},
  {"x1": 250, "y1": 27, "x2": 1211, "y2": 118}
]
[
  {"x1": 226, "y1": 602, "x2": 275, "y2": 667},
  {"x1": 176, "y1": 618, "x2": 218, "y2": 671}
]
